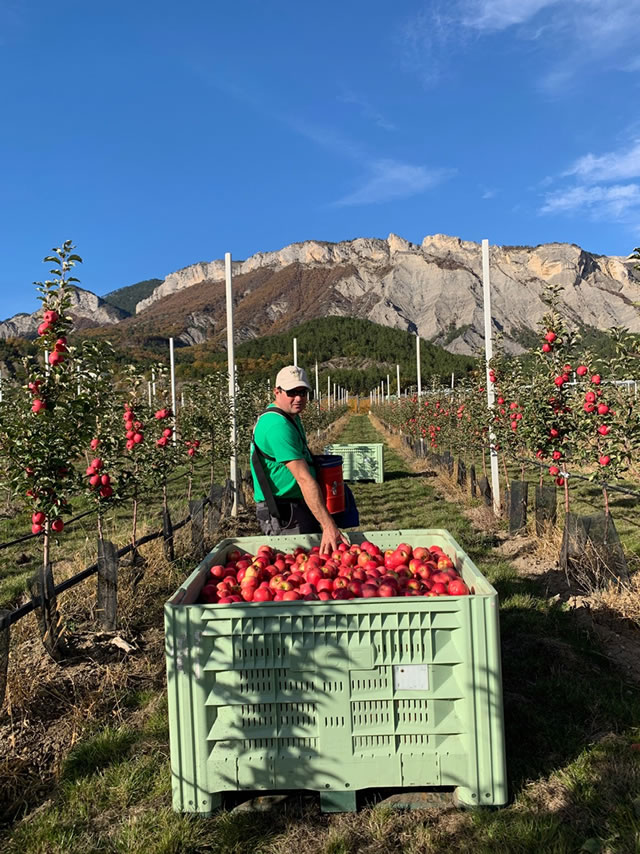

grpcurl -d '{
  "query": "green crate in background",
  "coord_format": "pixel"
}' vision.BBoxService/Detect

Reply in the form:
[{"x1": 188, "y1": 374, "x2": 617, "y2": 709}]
[
  {"x1": 165, "y1": 529, "x2": 507, "y2": 814},
  {"x1": 324, "y1": 443, "x2": 384, "y2": 483}
]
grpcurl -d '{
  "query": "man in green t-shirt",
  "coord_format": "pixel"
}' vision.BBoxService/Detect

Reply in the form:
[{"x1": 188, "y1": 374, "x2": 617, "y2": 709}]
[{"x1": 250, "y1": 365, "x2": 346, "y2": 554}]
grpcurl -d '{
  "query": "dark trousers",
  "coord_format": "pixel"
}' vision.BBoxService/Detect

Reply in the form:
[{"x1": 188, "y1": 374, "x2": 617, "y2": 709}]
[{"x1": 255, "y1": 500, "x2": 321, "y2": 536}]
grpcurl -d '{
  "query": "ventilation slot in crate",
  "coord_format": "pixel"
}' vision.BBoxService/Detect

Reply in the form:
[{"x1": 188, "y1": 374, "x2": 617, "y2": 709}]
[
  {"x1": 321, "y1": 681, "x2": 344, "y2": 693},
  {"x1": 395, "y1": 699, "x2": 429, "y2": 727},
  {"x1": 398, "y1": 734, "x2": 430, "y2": 748},
  {"x1": 278, "y1": 703, "x2": 316, "y2": 728},
  {"x1": 277, "y1": 672, "x2": 315, "y2": 694},
  {"x1": 241, "y1": 704, "x2": 276, "y2": 729},
  {"x1": 353, "y1": 734, "x2": 394, "y2": 751},
  {"x1": 351, "y1": 700, "x2": 392, "y2": 730},
  {"x1": 323, "y1": 715, "x2": 346, "y2": 728},
  {"x1": 238, "y1": 669, "x2": 273, "y2": 695},
  {"x1": 350, "y1": 667, "x2": 389, "y2": 695}
]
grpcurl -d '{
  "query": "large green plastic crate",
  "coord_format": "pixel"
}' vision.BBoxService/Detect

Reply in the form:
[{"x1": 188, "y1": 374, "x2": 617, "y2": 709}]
[
  {"x1": 165, "y1": 530, "x2": 507, "y2": 814},
  {"x1": 324, "y1": 443, "x2": 384, "y2": 483}
]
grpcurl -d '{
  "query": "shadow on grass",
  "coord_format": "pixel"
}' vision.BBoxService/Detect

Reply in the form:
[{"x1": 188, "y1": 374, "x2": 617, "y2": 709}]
[{"x1": 382, "y1": 469, "x2": 435, "y2": 482}]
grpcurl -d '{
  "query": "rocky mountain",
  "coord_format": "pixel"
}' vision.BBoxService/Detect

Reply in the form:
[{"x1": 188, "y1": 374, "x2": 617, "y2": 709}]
[
  {"x1": 0, "y1": 287, "x2": 128, "y2": 340},
  {"x1": 2, "y1": 235, "x2": 639, "y2": 354},
  {"x1": 132, "y1": 233, "x2": 640, "y2": 354}
]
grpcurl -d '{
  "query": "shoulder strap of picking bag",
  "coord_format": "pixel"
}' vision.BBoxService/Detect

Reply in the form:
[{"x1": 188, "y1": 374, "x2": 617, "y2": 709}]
[{"x1": 251, "y1": 406, "x2": 310, "y2": 521}]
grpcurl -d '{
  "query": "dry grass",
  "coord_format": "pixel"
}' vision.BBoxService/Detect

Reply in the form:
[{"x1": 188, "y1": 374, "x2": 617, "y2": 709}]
[
  {"x1": 0, "y1": 508, "x2": 254, "y2": 825},
  {"x1": 594, "y1": 572, "x2": 640, "y2": 627}
]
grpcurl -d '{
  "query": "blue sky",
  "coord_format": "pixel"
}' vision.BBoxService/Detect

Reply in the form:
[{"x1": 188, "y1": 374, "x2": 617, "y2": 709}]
[{"x1": 1, "y1": 0, "x2": 640, "y2": 320}]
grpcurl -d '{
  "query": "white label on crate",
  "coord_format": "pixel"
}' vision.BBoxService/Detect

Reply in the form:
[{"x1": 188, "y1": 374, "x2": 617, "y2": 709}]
[{"x1": 393, "y1": 664, "x2": 429, "y2": 691}]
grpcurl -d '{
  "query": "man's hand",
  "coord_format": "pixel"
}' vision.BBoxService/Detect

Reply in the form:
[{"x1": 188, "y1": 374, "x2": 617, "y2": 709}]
[{"x1": 320, "y1": 521, "x2": 348, "y2": 555}]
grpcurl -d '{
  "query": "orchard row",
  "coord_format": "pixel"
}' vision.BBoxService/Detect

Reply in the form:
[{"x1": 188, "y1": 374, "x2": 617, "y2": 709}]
[
  {"x1": 0, "y1": 244, "x2": 345, "y2": 540},
  {"x1": 373, "y1": 293, "x2": 640, "y2": 492}
]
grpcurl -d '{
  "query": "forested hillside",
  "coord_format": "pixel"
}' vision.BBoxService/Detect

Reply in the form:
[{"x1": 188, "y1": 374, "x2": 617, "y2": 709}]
[{"x1": 176, "y1": 317, "x2": 477, "y2": 392}]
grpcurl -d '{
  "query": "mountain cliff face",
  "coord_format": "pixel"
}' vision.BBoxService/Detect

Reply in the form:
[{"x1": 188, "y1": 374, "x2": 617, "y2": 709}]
[
  {"x1": 2, "y1": 235, "x2": 638, "y2": 353},
  {"x1": 133, "y1": 234, "x2": 640, "y2": 354},
  {"x1": 0, "y1": 287, "x2": 128, "y2": 340}
]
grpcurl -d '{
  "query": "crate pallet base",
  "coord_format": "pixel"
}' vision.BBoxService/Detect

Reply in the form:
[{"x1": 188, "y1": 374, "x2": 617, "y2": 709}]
[
  {"x1": 166, "y1": 530, "x2": 507, "y2": 815},
  {"x1": 173, "y1": 786, "x2": 469, "y2": 815}
]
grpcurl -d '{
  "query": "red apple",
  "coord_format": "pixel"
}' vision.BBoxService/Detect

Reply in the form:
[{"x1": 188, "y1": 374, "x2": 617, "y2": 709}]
[
  {"x1": 378, "y1": 583, "x2": 397, "y2": 598},
  {"x1": 448, "y1": 579, "x2": 469, "y2": 596}
]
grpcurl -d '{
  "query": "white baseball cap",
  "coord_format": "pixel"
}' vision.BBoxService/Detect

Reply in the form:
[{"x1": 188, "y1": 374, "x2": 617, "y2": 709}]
[{"x1": 275, "y1": 365, "x2": 312, "y2": 391}]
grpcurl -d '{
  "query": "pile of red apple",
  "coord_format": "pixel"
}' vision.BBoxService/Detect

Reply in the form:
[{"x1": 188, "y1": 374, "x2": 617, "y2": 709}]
[{"x1": 199, "y1": 541, "x2": 471, "y2": 604}]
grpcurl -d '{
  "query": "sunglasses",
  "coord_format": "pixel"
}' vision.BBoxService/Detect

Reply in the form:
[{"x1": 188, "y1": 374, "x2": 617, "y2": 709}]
[{"x1": 280, "y1": 387, "x2": 309, "y2": 398}]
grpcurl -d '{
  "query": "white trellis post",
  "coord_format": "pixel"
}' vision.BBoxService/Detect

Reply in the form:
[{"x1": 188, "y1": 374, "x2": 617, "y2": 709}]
[
  {"x1": 293, "y1": 337, "x2": 298, "y2": 367},
  {"x1": 396, "y1": 364, "x2": 400, "y2": 398},
  {"x1": 416, "y1": 335, "x2": 421, "y2": 397},
  {"x1": 451, "y1": 372, "x2": 455, "y2": 390},
  {"x1": 327, "y1": 375, "x2": 331, "y2": 411},
  {"x1": 148, "y1": 381, "x2": 152, "y2": 406},
  {"x1": 152, "y1": 368, "x2": 156, "y2": 399},
  {"x1": 482, "y1": 239, "x2": 501, "y2": 515},
  {"x1": 315, "y1": 361, "x2": 320, "y2": 410},
  {"x1": 225, "y1": 252, "x2": 238, "y2": 516},
  {"x1": 387, "y1": 374, "x2": 390, "y2": 401},
  {"x1": 169, "y1": 337, "x2": 177, "y2": 444}
]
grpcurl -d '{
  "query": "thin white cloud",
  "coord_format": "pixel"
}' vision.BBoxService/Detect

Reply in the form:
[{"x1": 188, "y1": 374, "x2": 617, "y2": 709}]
[
  {"x1": 565, "y1": 140, "x2": 640, "y2": 183},
  {"x1": 192, "y1": 64, "x2": 451, "y2": 208},
  {"x1": 540, "y1": 137, "x2": 640, "y2": 229},
  {"x1": 461, "y1": 0, "x2": 559, "y2": 31},
  {"x1": 334, "y1": 159, "x2": 454, "y2": 206},
  {"x1": 394, "y1": 6, "x2": 456, "y2": 87},
  {"x1": 397, "y1": 1, "x2": 640, "y2": 92},
  {"x1": 541, "y1": 183, "x2": 640, "y2": 218},
  {"x1": 337, "y1": 91, "x2": 396, "y2": 132}
]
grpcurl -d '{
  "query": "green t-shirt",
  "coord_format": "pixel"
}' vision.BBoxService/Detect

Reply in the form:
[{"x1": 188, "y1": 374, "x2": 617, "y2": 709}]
[{"x1": 250, "y1": 407, "x2": 316, "y2": 502}]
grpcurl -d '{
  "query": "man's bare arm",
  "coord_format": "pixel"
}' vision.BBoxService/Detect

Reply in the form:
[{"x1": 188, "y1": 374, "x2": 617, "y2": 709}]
[{"x1": 285, "y1": 458, "x2": 347, "y2": 554}]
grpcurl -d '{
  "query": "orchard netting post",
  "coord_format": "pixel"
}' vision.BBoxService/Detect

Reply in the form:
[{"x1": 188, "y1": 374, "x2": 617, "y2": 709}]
[
  {"x1": 0, "y1": 610, "x2": 8, "y2": 709},
  {"x1": 97, "y1": 537, "x2": 118, "y2": 631},
  {"x1": 169, "y1": 337, "x2": 177, "y2": 444},
  {"x1": 225, "y1": 252, "x2": 238, "y2": 517},
  {"x1": 482, "y1": 239, "x2": 501, "y2": 515}
]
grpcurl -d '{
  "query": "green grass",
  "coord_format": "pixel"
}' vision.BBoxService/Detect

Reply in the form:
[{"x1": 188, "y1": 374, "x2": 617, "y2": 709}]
[{"x1": 1, "y1": 414, "x2": 640, "y2": 852}]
